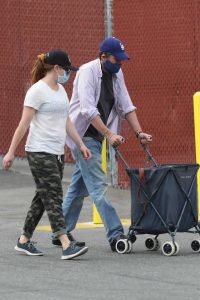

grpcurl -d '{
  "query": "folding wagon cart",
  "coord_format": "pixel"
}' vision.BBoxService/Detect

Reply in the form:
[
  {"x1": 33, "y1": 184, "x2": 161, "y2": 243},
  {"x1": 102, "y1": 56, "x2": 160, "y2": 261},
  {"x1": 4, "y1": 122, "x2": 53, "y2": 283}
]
[{"x1": 115, "y1": 146, "x2": 200, "y2": 256}]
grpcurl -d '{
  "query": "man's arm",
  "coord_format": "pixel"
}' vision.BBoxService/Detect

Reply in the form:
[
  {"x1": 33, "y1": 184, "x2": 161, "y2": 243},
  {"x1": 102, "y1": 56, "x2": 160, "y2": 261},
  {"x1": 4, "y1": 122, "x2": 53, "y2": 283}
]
[
  {"x1": 91, "y1": 115, "x2": 124, "y2": 147},
  {"x1": 126, "y1": 111, "x2": 152, "y2": 143},
  {"x1": 125, "y1": 110, "x2": 142, "y2": 132}
]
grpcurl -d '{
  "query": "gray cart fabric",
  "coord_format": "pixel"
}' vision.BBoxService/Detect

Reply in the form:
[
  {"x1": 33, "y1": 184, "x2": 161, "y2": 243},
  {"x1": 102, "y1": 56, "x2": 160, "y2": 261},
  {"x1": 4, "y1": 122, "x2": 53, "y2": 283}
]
[{"x1": 127, "y1": 164, "x2": 199, "y2": 234}]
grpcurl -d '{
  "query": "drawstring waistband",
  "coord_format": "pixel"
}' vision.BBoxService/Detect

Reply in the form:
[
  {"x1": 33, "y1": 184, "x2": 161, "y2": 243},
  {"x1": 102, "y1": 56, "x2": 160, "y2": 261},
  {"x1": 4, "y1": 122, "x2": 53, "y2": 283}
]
[{"x1": 57, "y1": 155, "x2": 62, "y2": 163}]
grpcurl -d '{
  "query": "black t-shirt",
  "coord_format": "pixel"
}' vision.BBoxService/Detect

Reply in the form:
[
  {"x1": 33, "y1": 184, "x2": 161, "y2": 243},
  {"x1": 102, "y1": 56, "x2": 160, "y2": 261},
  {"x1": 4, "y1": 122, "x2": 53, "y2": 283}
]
[{"x1": 84, "y1": 71, "x2": 114, "y2": 142}]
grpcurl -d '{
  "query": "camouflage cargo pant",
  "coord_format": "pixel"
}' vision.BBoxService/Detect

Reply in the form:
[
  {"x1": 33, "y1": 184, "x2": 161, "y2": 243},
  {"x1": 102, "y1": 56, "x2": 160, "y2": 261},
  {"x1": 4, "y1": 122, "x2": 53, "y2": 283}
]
[{"x1": 22, "y1": 152, "x2": 66, "y2": 239}]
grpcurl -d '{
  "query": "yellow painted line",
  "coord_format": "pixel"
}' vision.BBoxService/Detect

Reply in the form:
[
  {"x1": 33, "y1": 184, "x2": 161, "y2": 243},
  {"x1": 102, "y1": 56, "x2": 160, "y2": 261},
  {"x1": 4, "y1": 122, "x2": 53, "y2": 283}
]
[{"x1": 36, "y1": 218, "x2": 131, "y2": 232}]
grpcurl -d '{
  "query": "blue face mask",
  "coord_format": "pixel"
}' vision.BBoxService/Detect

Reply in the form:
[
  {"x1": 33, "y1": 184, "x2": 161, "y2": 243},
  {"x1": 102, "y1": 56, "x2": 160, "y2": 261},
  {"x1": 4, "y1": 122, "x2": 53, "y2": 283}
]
[
  {"x1": 57, "y1": 71, "x2": 70, "y2": 84},
  {"x1": 103, "y1": 60, "x2": 121, "y2": 74}
]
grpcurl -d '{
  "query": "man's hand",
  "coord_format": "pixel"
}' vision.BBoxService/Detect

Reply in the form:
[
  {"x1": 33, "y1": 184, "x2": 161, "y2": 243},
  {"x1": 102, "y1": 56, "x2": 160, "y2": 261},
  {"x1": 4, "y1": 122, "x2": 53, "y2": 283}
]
[
  {"x1": 79, "y1": 144, "x2": 92, "y2": 160},
  {"x1": 107, "y1": 133, "x2": 125, "y2": 147},
  {"x1": 137, "y1": 132, "x2": 152, "y2": 144}
]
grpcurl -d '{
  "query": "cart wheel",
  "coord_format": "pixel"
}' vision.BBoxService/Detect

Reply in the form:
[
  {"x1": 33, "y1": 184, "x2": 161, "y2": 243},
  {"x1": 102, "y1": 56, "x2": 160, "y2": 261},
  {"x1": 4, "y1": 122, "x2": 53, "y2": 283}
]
[
  {"x1": 116, "y1": 239, "x2": 128, "y2": 254},
  {"x1": 129, "y1": 234, "x2": 137, "y2": 244},
  {"x1": 145, "y1": 238, "x2": 160, "y2": 251},
  {"x1": 173, "y1": 242, "x2": 180, "y2": 256},
  {"x1": 126, "y1": 241, "x2": 133, "y2": 253},
  {"x1": 162, "y1": 242, "x2": 175, "y2": 256},
  {"x1": 191, "y1": 240, "x2": 200, "y2": 253}
]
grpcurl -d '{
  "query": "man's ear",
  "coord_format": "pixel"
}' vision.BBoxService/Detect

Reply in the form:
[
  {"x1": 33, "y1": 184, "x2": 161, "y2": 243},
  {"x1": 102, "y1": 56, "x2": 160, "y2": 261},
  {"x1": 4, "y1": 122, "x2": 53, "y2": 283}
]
[{"x1": 101, "y1": 52, "x2": 107, "y2": 60}]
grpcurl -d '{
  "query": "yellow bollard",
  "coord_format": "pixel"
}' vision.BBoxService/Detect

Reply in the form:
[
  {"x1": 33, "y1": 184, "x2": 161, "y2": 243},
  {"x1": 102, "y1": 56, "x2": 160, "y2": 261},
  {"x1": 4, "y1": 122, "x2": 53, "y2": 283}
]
[
  {"x1": 193, "y1": 92, "x2": 200, "y2": 220},
  {"x1": 93, "y1": 138, "x2": 107, "y2": 224}
]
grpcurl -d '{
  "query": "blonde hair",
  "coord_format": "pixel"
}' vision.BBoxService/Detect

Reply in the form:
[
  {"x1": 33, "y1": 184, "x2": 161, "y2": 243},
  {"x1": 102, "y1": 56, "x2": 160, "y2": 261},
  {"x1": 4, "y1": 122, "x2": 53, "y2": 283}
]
[{"x1": 31, "y1": 53, "x2": 54, "y2": 84}]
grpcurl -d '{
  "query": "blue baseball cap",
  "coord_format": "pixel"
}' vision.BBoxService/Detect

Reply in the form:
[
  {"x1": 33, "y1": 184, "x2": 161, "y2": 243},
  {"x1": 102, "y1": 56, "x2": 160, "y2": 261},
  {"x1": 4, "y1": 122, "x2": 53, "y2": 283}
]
[{"x1": 99, "y1": 37, "x2": 129, "y2": 61}]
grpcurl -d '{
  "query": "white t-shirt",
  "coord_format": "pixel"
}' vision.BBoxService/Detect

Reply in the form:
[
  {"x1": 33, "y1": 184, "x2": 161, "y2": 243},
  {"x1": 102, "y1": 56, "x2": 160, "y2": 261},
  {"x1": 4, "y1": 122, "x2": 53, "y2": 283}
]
[{"x1": 24, "y1": 80, "x2": 69, "y2": 155}]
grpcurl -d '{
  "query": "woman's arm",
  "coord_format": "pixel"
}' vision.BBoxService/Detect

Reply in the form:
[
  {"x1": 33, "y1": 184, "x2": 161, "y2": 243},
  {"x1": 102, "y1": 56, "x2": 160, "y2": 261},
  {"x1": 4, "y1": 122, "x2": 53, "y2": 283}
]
[
  {"x1": 3, "y1": 106, "x2": 36, "y2": 170},
  {"x1": 66, "y1": 117, "x2": 92, "y2": 159}
]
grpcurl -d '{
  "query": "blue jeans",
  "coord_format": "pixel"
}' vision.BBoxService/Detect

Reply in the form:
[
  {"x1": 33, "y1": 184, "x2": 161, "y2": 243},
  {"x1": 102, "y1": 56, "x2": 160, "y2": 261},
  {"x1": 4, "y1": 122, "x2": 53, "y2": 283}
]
[{"x1": 62, "y1": 137, "x2": 124, "y2": 242}]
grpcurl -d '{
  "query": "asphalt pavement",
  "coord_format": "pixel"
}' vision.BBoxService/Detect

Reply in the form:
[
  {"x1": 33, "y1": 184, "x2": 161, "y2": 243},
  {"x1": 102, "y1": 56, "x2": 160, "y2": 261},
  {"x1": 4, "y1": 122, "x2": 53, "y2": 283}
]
[{"x1": 0, "y1": 157, "x2": 200, "y2": 300}]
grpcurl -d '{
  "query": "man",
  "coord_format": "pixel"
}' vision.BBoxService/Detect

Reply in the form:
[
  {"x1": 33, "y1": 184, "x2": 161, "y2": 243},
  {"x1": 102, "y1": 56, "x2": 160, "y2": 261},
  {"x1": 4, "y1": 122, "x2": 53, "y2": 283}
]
[{"x1": 53, "y1": 37, "x2": 152, "y2": 251}]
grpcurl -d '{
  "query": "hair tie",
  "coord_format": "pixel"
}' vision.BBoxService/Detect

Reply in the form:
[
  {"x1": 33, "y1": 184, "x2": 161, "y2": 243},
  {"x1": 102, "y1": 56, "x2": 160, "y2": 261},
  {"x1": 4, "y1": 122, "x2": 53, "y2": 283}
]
[{"x1": 37, "y1": 53, "x2": 45, "y2": 62}]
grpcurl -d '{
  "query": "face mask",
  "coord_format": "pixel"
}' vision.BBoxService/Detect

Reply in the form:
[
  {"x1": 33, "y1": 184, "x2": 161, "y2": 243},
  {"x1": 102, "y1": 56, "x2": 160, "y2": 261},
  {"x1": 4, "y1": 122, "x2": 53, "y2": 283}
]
[
  {"x1": 57, "y1": 71, "x2": 70, "y2": 84},
  {"x1": 103, "y1": 60, "x2": 121, "y2": 74}
]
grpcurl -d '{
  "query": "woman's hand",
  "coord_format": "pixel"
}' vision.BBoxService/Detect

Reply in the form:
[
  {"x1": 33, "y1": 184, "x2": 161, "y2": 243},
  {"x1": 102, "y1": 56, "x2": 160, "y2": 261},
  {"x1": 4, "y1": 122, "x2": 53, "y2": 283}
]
[
  {"x1": 79, "y1": 144, "x2": 92, "y2": 160},
  {"x1": 2, "y1": 152, "x2": 15, "y2": 170},
  {"x1": 2, "y1": 106, "x2": 36, "y2": 171}
]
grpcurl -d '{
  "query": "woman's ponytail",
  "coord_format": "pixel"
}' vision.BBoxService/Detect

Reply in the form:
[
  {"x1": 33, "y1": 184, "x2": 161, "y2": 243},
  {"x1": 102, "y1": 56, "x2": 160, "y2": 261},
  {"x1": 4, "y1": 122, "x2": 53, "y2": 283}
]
[{"x1": 31, "y1": 53, "x2": 53, "y2": 84}]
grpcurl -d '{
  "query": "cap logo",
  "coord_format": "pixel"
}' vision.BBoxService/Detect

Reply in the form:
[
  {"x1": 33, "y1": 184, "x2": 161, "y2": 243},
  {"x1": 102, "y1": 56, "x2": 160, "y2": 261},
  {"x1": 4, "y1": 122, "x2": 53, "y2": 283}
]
[{"x1": 120, "y1": 43, "x2": 125, "y2": 50}]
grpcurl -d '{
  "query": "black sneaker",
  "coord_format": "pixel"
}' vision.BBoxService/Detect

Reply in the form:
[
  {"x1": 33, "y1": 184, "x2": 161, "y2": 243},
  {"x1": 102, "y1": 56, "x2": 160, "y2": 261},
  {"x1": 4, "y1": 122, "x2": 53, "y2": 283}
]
[
  {"x1": 61, "y1": 242, "x2": 88, "y2": 260},
  {"x1": 52, "y1": 238, "x2": 62, "y2": 246},
  {"x1": 52, "y1": 232, "x2": 86, "y2": 247},
  {"x1": 14, "y1": 239, "x2": 43, "y2": 256},
  {"x1": 110, "y1": 234, "x2": 129, "y2": 252}
]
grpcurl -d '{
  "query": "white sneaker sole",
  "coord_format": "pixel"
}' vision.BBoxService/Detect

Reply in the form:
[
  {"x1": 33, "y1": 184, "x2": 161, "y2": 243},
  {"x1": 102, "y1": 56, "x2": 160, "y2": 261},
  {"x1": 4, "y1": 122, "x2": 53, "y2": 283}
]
[
  {"x1": 14, "y1": 245, "x2": 43, "y2": 256},
  {"x1": 61, "y1": 246, "x2": 88, "y2": 260}
]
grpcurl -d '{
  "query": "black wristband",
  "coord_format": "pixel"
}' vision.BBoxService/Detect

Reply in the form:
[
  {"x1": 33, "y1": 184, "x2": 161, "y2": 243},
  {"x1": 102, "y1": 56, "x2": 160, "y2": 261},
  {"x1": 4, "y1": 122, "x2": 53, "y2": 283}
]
[{"x1": 136, "y1": 130, "x2": 143, "y2": 138}]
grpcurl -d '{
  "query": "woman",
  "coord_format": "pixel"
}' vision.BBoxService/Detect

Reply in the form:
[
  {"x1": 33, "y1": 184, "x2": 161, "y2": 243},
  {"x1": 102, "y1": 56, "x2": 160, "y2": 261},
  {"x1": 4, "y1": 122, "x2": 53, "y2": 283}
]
[{"x1": 3, "y1": 49, "x2": 91, "y2": 260}]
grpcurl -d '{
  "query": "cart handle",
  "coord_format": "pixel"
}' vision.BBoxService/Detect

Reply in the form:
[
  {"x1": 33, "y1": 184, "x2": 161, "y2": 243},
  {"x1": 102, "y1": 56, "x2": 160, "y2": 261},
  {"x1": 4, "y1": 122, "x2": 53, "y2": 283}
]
[
  {"x1": 113, "y1": 147, "x2": 130, "y2": 170},
  {"x1": 113, "y1": 144, "x2": 158, "y2": 169},
  {"x1": 141, "y1": 144, "x2": 158, "y2": 167}
]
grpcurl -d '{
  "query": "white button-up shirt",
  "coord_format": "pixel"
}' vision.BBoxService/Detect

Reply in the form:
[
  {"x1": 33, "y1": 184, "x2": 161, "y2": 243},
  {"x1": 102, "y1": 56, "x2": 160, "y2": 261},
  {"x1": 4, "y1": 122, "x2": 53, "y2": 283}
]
[{"x1": 66, "y1": 58, "x2": 136, "y2": 150}]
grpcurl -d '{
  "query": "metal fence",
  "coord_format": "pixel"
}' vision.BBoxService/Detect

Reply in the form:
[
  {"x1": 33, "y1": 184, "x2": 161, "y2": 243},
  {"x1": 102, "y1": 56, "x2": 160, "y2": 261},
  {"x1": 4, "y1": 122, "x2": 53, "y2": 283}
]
[
  {"x1": 113, "y1": 0, "x2": 200, "y2": 186},
  {"x1": 0, "y1": 0, "x2": 104, "y2": 162},
  {"x1": 1, "y1": 0, "x2": 200, "y2": 187}
]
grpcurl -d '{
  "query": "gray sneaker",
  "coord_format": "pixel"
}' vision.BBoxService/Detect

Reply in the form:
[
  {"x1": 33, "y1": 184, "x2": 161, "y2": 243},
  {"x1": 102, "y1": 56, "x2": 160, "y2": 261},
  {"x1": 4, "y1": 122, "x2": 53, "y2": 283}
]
[
  {"x1": 52, "y1": 232, "x2": 85, "y2": 247},
  {"x1": 14, "y1": 239, "x2": 43, "y2": 256},
  {"x1": 61, "y1": 242, "x2": 88, "y2": 260}
]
